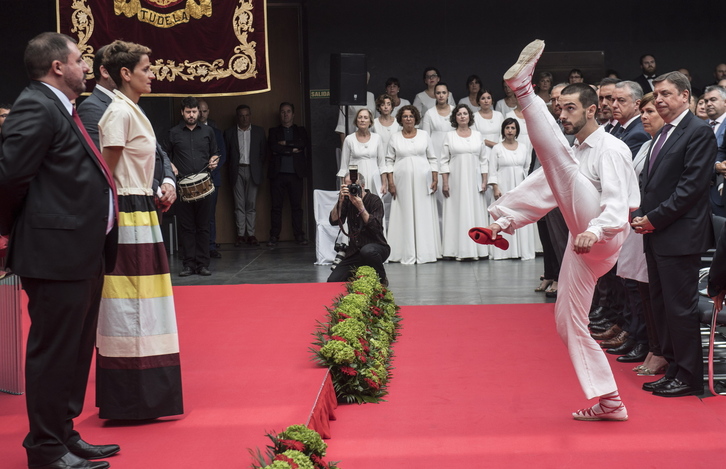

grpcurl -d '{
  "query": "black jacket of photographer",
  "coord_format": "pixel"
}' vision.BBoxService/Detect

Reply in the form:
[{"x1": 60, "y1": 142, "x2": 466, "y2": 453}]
[{"x1": 330, "y1": 189, "x2": 388, "y2": 257}]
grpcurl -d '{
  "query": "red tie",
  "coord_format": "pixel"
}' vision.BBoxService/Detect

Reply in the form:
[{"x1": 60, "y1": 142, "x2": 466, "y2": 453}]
[{"x1": 71, "y1": 107, "x2": 118, "y2": 219}]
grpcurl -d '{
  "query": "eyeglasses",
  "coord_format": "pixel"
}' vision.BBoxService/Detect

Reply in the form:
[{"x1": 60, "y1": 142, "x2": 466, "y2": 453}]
[{"x1": 425, "y1": 74, "x2": 439, "y2": 79}]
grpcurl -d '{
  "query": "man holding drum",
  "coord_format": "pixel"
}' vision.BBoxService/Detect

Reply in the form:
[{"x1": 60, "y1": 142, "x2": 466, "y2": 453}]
[{"x1": 166, "y1": 96, "x2": 220, "y2": 276}]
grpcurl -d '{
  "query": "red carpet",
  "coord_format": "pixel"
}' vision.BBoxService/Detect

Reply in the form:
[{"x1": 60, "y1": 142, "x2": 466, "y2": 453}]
[
  {"x1": 0, "y1": 283, "x2": 344, "y2": 469},
  {"x1": 324, "y1": 304, "x2": 726, "y2": 468}
]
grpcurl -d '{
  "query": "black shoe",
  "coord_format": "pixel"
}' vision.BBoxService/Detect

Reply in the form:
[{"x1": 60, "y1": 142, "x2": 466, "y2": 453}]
[
  {"x1": 606, "y1": 337, "x2": 636, "y2": 355},
  {"x1": 197, "y1": 266, "x2": 212, "y2": 276},
  {"x1": 247, "y1": 236, "x2": 259, "y2": 246},
  {"x1": 266, "y1": 236, "x2": 278, "y2": 247},
  {"x1": 295, "y1": 237, "x2": 309, "y2": 246},
  {"x1": 234, "y1": 236, "x2": 246, "y2": 247},
  {"x1": 34, "y1": 452, "x2": 109, "y2": 469},
  {"x1": 616, "y1": 343, "x2": 649, "y2": 362},
  {"x1": 545, "y1": 290, "x2": 557, "y2": 298},
  {"x1": 209, "y1": 250, "x2": 222, "y2": 258},
  {"x1": 68, "y1": 439, "x2": 120, "y2": 460},
  {"x1": 652, "y1": 378, "x2": 704, "y2": 397},
  {"x1": 643, "y1": 376, "x2": 672, "y2": 392},
  {"x1": 179, "y1": 266, "x2": 194, "y2": 277},
  {"x1": 589, "y1": 305, "x2": 610, "y2": 322},
  {"x1": 589, "y1": 321, "x2": 614, "y2": 333}
]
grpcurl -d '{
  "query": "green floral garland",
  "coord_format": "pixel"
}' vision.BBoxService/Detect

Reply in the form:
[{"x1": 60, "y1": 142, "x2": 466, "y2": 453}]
[
  {"x1": 250, "y1": 425, "x2": 341, "y2": 469},
  {"x1": 312, "y1": 266, "x2": 402, "y2": 404}
]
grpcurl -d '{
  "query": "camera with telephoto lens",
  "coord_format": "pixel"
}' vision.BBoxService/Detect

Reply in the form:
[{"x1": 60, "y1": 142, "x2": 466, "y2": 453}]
[
  {"x1": 331, "y1": 242, "x2": 348, "y2": 270},
  {"x1": 347, "y1": 165, "x2": 361, "y2": 197}
]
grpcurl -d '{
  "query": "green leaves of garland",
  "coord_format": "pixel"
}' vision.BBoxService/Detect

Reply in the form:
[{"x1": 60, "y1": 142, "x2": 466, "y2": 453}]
[{"x1": 311, "y1": 266, "x2": 402, "y2": 404}]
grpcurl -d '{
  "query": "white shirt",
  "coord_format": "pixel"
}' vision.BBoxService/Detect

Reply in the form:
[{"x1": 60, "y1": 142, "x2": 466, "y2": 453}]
[{"x1": 237, "y1": 125, "x2": 251, "y2": 164}]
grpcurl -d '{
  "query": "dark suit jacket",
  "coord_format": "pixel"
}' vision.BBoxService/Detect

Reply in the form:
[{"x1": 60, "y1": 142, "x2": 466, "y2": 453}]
[
  {"x1": 619, "y1": 116, "x2": 650, "y2": 158},
  {"x1": 639, "y1": 111, "x2": 717, "y2": 256},
  {"x1": 225, "y1": 124, "x2": 266, "y2": 187},
  {"x1": 77, "y1": 86, "x2": 174, "y2": 193},
  {"x1": 77, "y1": 86, "x2": 111, "y2": 149},
  {"x1": 268, "y1": 124, "x2": 309, "y2": 179},
  {"x1": 633, "y1": 74, "x2": 654, "y2": 93},
  {"x1": 0, "y1": 81, "x2": 117, "y2": 279}
]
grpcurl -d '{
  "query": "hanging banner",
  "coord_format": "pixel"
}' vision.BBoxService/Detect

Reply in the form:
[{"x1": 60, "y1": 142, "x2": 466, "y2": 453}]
[{"x1": 57, "y1": 0, "x2": 270, "y2": 96}]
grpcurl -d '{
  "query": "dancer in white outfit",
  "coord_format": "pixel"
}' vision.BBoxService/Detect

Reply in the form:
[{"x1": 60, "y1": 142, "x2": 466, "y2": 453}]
[{"x1": 482, "y1": 40, "x2": 640, "y2": 421}]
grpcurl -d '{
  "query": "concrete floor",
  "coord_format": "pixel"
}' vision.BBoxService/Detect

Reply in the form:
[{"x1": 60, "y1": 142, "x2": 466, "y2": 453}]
[{"x1": 169, "y1": 242, "x2": 554, "y2": 307}]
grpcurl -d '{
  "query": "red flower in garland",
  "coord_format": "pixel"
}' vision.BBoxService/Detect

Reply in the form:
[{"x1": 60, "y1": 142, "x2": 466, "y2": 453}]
[
  {"x1": 274, "y1": 454, "x2": 299, "y2": 469},
  {"x1": 358, "y1": 338, "x2": 368, "y2": 347},
  {"x1": 330, "y1": 335, "x2": 346, "y2": 342},
  {"x1": 310, "y1": 454, "x2": 325, "y2": 467},
  {"x1": 279, "y1": 439, "x2": 305, "y2": 452},
  {"x1": 364, "y1": 378, "x2": 380, "y2": 390},
  {"x1": 339, "y1": 366, "x2": 357, "y2": 376}
]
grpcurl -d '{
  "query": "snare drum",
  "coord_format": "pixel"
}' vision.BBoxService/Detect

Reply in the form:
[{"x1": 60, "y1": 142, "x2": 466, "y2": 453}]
[{"x1": 178, "y1": 172, "x2": 215, "y2": 202}]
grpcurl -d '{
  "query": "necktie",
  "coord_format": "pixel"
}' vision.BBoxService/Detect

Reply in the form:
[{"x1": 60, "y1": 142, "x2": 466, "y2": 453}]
[
  {"x1": 610, "y1": 122, "x2": 621, "y2": 135},
  {"x1": 711, "y1": 120, "x2": 718, "y2": 130},
  {"x1": 614, "y1": 125, "x2": 625, "y2": 138},
  {"x1": 71, "y1": 107, "x2": 118, "y2": 215},
  {"x1": 648, "y1": 124, "x2": 673, "y2": 173},
  {"x1": 604, "y1": 122, "x2": 613, "y2": 133}
]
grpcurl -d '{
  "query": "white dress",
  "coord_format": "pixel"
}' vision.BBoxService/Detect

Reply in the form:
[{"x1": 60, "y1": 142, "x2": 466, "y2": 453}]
[
  {"x1": 413, "y1": 91, "x2": 456, "y2": 118},
  {"x1": 391, "y1": 98, "x2": 411, "y2": 119},
  {"x1": 440, "y1": 130, "x2": 489, "y2": 259},
  {"x1": 371, "y1": 117, "x2": 401, "y2": 153},
  {"x1": 495, "y1": 99, "x2": 516, "y2": 116},
  {"x1": 422, "y1": 106, "x2": 453, "y2": 231},
  {"x1": 488, "y1": 141, "x2": 535, "y2": 260},
  {"x1": 337, "y1": 132, "x2": 386, "y2": 196},
  {"x1": 473, "y1": 110, "x2": 505, "y2": 146},
  {"x1": 458, "y1": 96, "x2": 481, "y2": 112},
  {"x1": 386, "y1": 130, "x2": 441, "y2": 264}
]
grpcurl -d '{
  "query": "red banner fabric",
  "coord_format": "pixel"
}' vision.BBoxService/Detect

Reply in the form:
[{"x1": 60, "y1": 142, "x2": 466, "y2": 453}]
[{"x1": 57, "y1": 0, "x2": 269, "y2": 96}]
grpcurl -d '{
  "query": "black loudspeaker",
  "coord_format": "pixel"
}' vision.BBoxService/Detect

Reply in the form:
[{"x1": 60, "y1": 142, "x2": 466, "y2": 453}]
[{"x1": 330, "y1": 53, "x2": 367, "y2": 106}]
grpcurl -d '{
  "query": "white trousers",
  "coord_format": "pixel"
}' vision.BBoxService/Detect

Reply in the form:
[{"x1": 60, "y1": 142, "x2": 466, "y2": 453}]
[{"x1": 490, "y1": 93, "x2": 625, "y2": 399}]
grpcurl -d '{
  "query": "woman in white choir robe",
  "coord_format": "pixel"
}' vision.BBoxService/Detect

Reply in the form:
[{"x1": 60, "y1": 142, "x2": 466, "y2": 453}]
[{"x1": 338, "y1": 108, "x2": 386, "y2": 196}]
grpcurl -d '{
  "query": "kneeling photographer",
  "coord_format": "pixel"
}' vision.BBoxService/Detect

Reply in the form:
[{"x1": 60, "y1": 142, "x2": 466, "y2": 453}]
[{"x1": 327, "y1": 171, "x2": 390, "y2": 285}]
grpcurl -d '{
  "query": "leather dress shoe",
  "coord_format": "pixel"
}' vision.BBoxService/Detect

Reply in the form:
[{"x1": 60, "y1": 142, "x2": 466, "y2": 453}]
[
  {"x1": 179, "y1": 266, "x2": 194, "y2": 277},
  {"x1": 606, "y1": 337, "x2": 636, "y2": 355},
  {"x1": 652, "y1": 378, "x2": 704, "y2": 397},
  {"x1": 68, "y1": 439, "x2": 120, "y2": 460},
  {"x1": 33, "y1": 452, "x2": 109, "y2": 469},
  {"x1": 616, "y1": 342, "x2": 648, "y2": 362},
  {"x1": 197, "y1": 266, "x2": 212, "y2": 276},
  {"x1": 234, "y1": 235, "x2": 246, "y2": 247},
  {"x1": 209, "y1": 250, "x2": 222, "y2": 259},
  {"x1": 600, "y1": 330, "x2": 629, "y2": 349},
  {"x1": 247, "y1": 236, "x2": 259, "y2": 246},
  {"x1": 591, "y1": 324, "x2": 622, "y2": 340},
  {"x1": 589, "y1": 305, "x2": 610, "y2": 322},
  {"x1": 589, "y1": 321, "x2": 614, "y2": 333},
  {"x1": 295, "y1": 237, "x2": 309, "y2": 246},
  {"x1": 266, "y1": 236, "x2": 278, "y2": 247},
  {"x1": 643, "y1": 376, "x2": 672, "y2": 392}
]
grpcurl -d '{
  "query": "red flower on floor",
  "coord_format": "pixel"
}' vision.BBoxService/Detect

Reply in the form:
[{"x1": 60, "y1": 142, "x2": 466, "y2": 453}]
[
  {"x1": 274, "y1": 454, "x2": 299, "y2": 468},
  {"x1": 339, "y1": 366, "x2": 357, "y2": 376},
  {"x1": 279, "y1": 439, "x2": 305, "y2": 452}
]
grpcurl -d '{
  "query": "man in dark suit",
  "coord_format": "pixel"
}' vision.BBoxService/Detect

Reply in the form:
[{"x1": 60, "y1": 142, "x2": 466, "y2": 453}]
[
  {"x1": 633, "y1": 54, "x2": 657, "y2": 93},
  {"x1": 225, "y1": 104, "x2": 266, "y2": 246},
  {"x1": 267, "y1": 102, "x2": 309, "y2": 246},
  {"x1": 706, "y1": 86, "x2": 726, "y2": 215},
  {"x1": 77, "y1": 46, "x2": 176, "y2": 214},
  {"x1": 632, "y1": 71, "x2": 718, "y2": 398},
  {"x1": 612, "y1": 81, "x2": 650, "y2": 157},
  {"x1": 0, "y1": 32, "x2": 119, "y2": 469}
]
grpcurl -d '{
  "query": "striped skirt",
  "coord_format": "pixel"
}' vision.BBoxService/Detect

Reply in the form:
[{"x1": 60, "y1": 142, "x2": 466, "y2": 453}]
[{"x1": 97, "y1": 194, "x2": 183, "y2": 420}]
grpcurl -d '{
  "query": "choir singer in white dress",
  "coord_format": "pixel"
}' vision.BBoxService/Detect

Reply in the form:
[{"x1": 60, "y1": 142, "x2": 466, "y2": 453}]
[
  {"x1": 338, "y1": 108, "x2": 387, "y2": 196},
  {"x1": 488, "y1": 117, "x2": 535, "y2": 260},
  {"x1": 385, "y1": 105, "x2": 441, "y2": 264},
  {"x1": 441, "y1": 104, "x2": 489, "y2": 260}
]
